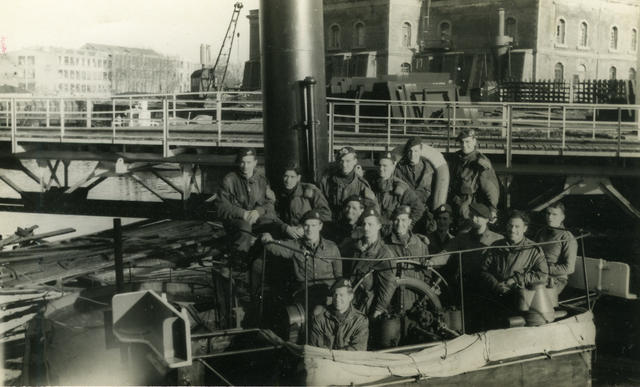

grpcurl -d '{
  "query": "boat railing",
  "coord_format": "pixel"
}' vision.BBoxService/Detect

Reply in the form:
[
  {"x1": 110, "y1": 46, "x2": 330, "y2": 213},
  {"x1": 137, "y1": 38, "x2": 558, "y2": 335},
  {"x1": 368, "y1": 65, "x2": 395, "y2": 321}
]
[{"x1": 1, "y1": 92, "x2": 639, "y2": 159}]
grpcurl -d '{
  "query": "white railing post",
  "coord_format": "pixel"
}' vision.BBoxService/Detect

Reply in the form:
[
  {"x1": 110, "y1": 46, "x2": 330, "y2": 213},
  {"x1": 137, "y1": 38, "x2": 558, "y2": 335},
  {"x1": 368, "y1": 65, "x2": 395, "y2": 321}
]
[
  {"x1": 547, "y1": 105, "x2": 551, "y2": 139},
  {"x1": 86, "y1": 99, "x2": 92, "y2": 128},
  {"x1": 501, "y1": 103, "x2": 507, "y2": 137},
  {"x1": 569, "y1": 79, "x2": 574, "y2": 104},
  {"x1": 402, "y1": 103, "x2": 407, "y2": 135},
  {"x1": 387, "y1": 103, "x2": 392, "y2": 145},
  {"x1": 592, "y1": 107, "x2": 597, "y2": 140},
  {"x1": 355, "y1": 100, "x2": 360, "y2": 133},
  {"x1": 561, "y1": 106, "x2": 566, "y2": 153},
  {"x1": 10, "y1": 99, "x2": 17, "y2": 153},
  {"x1": 162, "y1": 98, "x2": 169, "y2": 157},
  {"x1": 328, "y1": 101, "x2": 335, "y2": 160},
  {"x1": 216, "y1": 90, "x2": 222, "y2": 146},
  {"x1": 506, "y1": 104, "x2": 512, "y2": 168},
  {"x1": 173, "y1": 93, "x2": 177, "y2": 119},
  {"x1": 452, "y1": 101, "x2": 457, "y2": 136},
  {"x1": 60, "y1": 99, "x2": 65, "y2": 140},
  {"x1": 45, "y1": 99, "x2": 50, "y2": 128},
  {"x1": 112, "y1": 98, "x2": 116, "y2": 143}
]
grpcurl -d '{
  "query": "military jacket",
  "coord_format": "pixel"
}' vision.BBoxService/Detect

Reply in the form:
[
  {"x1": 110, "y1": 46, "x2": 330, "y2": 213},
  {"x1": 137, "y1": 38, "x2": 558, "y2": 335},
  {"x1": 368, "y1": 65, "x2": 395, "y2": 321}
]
[
  {"x1": 340, "y1": 238, "x2": 396, "y2": 314},
  {"x1": 319, "y1": 170, "x2": 378, "y2": 214},
  {"x1": 445, "y1": 228, "x2": 503, "y2": 290},
  {"x1": 394, "y1": 157, "x2": 435, "y2": 204},
  {"x1": 264, "y1": 237, "x2": 342, "y2": 286},
  {"x1": 215, "y1": 171, "x2": 276, "y2": 220},
  {"x1": 535, "y1": 227, "x2": 577, "y2": 280},
  {"x1": 374, "y1": 177, "x2": 425, "y2": 225},
  {"x1": 449, "y1": 150, "x2": 500, "y2": 209},
  {"x1": 480, "y1": 237, "x2": 549, "y2": 293},
  {"x1": 310, "y1": 306, "x2": 369, "y2": 351},
  {"x1": 276, "y1": 183, "x2": 332, "y2": 229}
]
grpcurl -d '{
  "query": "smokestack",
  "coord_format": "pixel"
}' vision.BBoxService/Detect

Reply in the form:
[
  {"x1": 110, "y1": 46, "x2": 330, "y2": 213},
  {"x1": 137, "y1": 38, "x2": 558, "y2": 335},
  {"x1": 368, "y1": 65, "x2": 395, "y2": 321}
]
[
  {"x1": 494, "y1": 8, "x2": 512, "y2": 56},
  {"x1": 206, "y1": 45, "x2": 212, "y2": 66},
  {"x1": 260, "y1": 0, "x2": 329, "y2": 185},
  {"x1": 498, "y1": 8, "x2": 505, "y2": 37},
  {"x1": 200, "y1": 44, "x2": 206, "y2": 68}
]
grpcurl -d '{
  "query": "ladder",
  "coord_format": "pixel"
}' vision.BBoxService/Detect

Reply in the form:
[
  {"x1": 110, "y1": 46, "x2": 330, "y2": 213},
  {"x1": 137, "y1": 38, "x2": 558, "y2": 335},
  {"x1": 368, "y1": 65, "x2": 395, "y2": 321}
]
[{"x1": 212, "y1": 2, "x2": 243, "y2": 89}]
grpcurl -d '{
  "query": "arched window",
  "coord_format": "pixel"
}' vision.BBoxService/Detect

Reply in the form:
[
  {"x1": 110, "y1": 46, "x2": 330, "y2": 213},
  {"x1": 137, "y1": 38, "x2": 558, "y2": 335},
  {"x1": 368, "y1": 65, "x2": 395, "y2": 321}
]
[
  {"x1": 439, "y1": 21, "x2": 451, "y2": 39},
  {"x1": 554, "y1": 62, "x2": 564, "y2": 81},
  {"x1": 354, "y1": 22, "x2": 365, "y2": 47},
  {"x1": 506, "y1": 17, "x2": 517, "y2": 38},
  {"x1": 556, "y1": 19, "x2": 566, "y2": 44},
  {"x1": 631, "y1": 29, "x2": 637, "y2": 51},
  {"x1": 576, "y1": 64, "x2": 587, "y2": 81},
  {"x1": 329, "y1": 24, "x2": 341, "y2": 49},
  {"x1": 401, "y1": 62, "x2": 411, "y2": 74},
  {"x1": 629, "y1": 67, "x2": 636, "y2": 81},
  {"x1": 579, "y1": 22, "x2": 588, "y2": 47},
  {"x1": 402, "y1": 22, "x2": 412, "y2": 47},
  {"x1": 609, "y1": 66, "x2": 617, "y2": 80},
  {"x1": 610, "y1": 26, "x2": 618, "y2": 50}
]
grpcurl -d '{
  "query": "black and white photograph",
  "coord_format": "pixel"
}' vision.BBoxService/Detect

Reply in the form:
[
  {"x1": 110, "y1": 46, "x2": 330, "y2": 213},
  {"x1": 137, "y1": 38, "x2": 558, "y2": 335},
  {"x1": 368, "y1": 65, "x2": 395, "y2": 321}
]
[{"x1": 1, "y1": 0, "x2": 639, "y2": 385}]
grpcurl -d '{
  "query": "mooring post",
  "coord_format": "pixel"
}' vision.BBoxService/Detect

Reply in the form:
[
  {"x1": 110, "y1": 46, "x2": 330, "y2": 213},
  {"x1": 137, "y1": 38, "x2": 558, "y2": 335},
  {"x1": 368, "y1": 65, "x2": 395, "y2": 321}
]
[{"x1": 113, "y1": 218, "x2": 124, "y2": 293}]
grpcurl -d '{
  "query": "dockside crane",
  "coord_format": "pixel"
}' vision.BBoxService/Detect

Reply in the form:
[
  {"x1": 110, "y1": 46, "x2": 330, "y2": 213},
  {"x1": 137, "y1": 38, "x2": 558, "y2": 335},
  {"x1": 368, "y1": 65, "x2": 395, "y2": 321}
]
[{"x1": 192, "y1": 2, "x2": 243, "y2": 93}]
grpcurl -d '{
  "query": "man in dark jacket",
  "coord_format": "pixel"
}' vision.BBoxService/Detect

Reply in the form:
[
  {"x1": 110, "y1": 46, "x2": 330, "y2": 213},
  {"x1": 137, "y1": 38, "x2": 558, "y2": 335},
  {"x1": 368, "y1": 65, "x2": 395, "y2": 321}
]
[
  {"x1": 339, "y1": 207, "x2": 396, "y2": 318},
  {"x1": 327, "y1": 195, "x2": 365, "y2": 245},
  {"x1": 373, "y1": 151, "x2": 425, "y2": 230},
  {"x1": 275, "y1": 163, "x2": 332, "y2": 240},
  {"x1": 449, "y1": 128, "x2": 500, "y2": 224},
  {"x1": 214, "y1": 148, "x2": 280, "y2": 252},
  {"x1": 319, "y1": 146, "x2": 378, "y2": 216},
  {"x1": 395, "y1": 137, "x2": 435, "y2": 206},
  {"x1": 310, "y1": 278, "x2": 369, "y2": 351}
]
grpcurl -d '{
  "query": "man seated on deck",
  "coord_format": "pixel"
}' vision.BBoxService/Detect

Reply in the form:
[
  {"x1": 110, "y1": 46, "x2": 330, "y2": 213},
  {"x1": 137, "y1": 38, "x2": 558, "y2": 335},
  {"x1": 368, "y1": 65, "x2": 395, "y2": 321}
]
[
  {"x1": 274, "y1": 163, "x2": 332, "y2": 240},
  {"x1": 214, "y1": 148, "x2": 281, "y2": 253},
  {"x1": 480, "y1": 210, "x2": 549, "y2": 326},
  {"x1": 372, "y1": 151, "x2": 425, "y2": 234},
  {"x1": 310, "y1": 278, "x2": 369, "y2": 351},
  {"x1": 260, "y1": 210, "x2": 342, "y2": 311},
  {"x1": 319, "y1": 146, "x2": 378, "y2": 218}
]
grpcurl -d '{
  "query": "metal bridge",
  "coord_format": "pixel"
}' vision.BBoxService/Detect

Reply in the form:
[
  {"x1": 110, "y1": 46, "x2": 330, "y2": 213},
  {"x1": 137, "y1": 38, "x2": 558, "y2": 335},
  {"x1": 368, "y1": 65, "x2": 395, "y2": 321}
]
[{"x1": 0, "y1": 91, "x2": 639, "y2": 217}]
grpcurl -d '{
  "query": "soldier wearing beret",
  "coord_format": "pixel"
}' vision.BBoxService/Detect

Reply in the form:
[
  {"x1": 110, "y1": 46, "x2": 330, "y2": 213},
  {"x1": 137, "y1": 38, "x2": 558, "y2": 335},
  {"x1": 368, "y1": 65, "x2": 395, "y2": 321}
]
[
  {"x1": 449, "y1": 128, "x2": 500, "y2": 224},
  {"x1": 275, "y1": 163, "x2": 332, "y2": 240},
  {"x1": 395, "y1": 137, "x2": 435, "y2": 209},
  {"x1": 310, "y1": 278, "x2": 369, "y2": 351},
  {"x1": 339, "y1": 207, "x2": 396, "y2": 318},
  {"x1": 319, "y1": 146, "x2": 378, "y2": 217},
  {"x1": 214, "y1": 148, "x2": 280, "y2": 252},
  {"x1": 427, "y1": 204, "x2": 455, "y2": 258},
  {"x1": 373, "y1": 151, "x2": 425, "y2": 231}
]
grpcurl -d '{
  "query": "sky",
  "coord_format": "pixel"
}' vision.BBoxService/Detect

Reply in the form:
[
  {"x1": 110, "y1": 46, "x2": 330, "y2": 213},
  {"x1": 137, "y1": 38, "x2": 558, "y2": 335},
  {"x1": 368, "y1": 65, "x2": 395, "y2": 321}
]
[{"x1": 0, "y1": 0, "x2": 260, "y2": 66}]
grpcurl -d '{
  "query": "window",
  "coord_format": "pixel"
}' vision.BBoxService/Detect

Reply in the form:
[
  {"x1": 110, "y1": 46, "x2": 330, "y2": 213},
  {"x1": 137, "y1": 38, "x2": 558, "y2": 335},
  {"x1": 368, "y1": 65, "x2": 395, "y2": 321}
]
[
  {"x1": 439, "y1": 21, "x2": 451, "y2": 39},
  {"x1": 354, "y1": 22, "x2": 365, "y2": 47},
  {"x1": 629, "y1": 68, "x2": 636, "y2": 80},
  {"x1": 556, "y1": 19, "x2": 566, "y2": 44},
  {"x1": 402, "y1": 22, "x2": 412, "y2": 47},
  {"x1": 632, "y1": 29, "x2": 637, "y2": 51},
  {"x1": 554, "y1": 62, "x2": 564, "y2": 81},
  {"x1": 18, "y1": 56, "x2": 25, "y2": 65},
  {"x1": 64, "y1": 56, "x2": 69, "y2": 65},
  {"x1": 506, "y1": 17, "x2": 517, "y2": 38},
  {"x1": 401, "y1": 62, "x2": 411, "y2": 74},
  {"x1": 610, "y1": 26, "x2": 618, "y2": 50},
  {"x1": 609, "y1": 66, "x2": 617, "y2": 80},
  {"x1": 576, "y1": 64, "x2": 586, "y2": 81},
  {"x1": 329, "y1": 24, "x2": 341, "y2": 49},
  {"x1": 27, "y1": 56, "x2": 34, "y2": 65},
  {"x1": 579, "y1": 22, "x2": 588, "y2": 47}
]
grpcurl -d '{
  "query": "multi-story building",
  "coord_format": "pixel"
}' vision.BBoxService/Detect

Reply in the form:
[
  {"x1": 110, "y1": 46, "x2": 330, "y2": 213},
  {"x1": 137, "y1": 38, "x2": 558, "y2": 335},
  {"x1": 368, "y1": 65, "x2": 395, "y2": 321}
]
[{"x1": 0, "y1": 55, "x2": 21, "y2": 88}]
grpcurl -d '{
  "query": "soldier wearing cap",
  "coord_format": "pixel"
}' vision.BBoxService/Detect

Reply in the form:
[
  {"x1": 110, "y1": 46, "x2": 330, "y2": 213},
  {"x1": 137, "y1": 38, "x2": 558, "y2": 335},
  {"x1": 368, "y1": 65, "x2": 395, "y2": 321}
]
[
  {"x1": 310, "y1": 278, "x2": 369, "y2": 351},
  {"x1": 449, "y1": 128, "x2": 500, "y2": 224},
  {"x1": 373, "y1": 151, "x2": 425, "y2": 230},
  {"x1": 261, "y1": 209, "x2": 342, "y2": 295},
  {"x1": 427, "y1": 204, "x2": 455, "y2": 257},
  {"x1": 275, "y1": 162, "x2": 332, "y2": 240},
  {"x1": 443, "y1": 202, "x2": 503, "y2": 331},
  {"x1": 327, "y1": 195, "x2": 366, "y2": 245},
  {"x1": 384, "y1": 205, "x2": 430, "y2": 307},
  {"x1": 215, "y1": 148, "x2": 280, "y2": 252},
  {"x1": 339, "y1": 207, "x2": 396, "y2": 318},
  {"x1": 395, "y1": 137, "x2": 435, "y2": 208},
  {"x1": 319, "y1": 146, "x2": 378, "y2": 217}
]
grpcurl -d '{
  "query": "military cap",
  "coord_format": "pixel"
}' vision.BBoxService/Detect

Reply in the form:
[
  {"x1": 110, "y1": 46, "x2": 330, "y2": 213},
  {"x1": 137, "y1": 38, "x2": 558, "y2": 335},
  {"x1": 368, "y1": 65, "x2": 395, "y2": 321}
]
[
  {"x1": 330, "y1": 277, "x2": 353, "y2": 293},
  {"x1": 377, "y1": 150, "x2": 400, "y2": 164},
  {"x1": 361, "y1": 206, "x2": 381, "y2": 220},
  {"x1": 392, "y1": 205, "x2": 412, "y2": 219},
  {"x1": 282, "y1": 161, "x2": 302, "y2": 175},
  {"x1": 301, "y1": 209, "x2": 323, "y2": 223},
  {"x1": 343, "y1": 194, "x2": 364, "y2": 207},
  {"x1": 336, "y1": 146, "x2": 357, "y2": 160},
  {"x1": 433, "y1": 203, "x2": 453, "y2": 215},
  {"x1": 469, "y1": 202, "x2": 492, "y2": 219},
  {"x1": 236, "y1": 147, "x2": 257, "y2": 161},
  {"x1": 404, "y1": 137, "x2": 424, "y2": 152},
  {"x1": 456, "y1": 128, "x2": 477, "y2": 141}
]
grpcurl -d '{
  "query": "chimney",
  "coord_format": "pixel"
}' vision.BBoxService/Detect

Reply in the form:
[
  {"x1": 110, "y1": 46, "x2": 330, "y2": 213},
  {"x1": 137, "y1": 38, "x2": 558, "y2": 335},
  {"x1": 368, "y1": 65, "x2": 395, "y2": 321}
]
[{"x1": 199, "y1": 44, "x2": 206, "y2": 68}]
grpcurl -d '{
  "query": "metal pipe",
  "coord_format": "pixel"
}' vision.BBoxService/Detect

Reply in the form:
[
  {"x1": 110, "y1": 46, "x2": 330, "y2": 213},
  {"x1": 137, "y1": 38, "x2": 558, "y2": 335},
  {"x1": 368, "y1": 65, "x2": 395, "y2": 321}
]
[
  {"x1": 192, "y1": 328, "x2": 261, "y2": 340},
  {"x1": 304, "y1": 252, "x2": 309, "y2": 344},
  {"x1": 304, "y1": 76, "x2": 319, "y2": 182},
  {"x1": 193, "y1": 345, "x2": 281, "y2": 360},
  {"x1": 498, "y1": 8, "x2": 505, "y2": 37},
  {"x1": 580, "y1": 236, "x2": 591, "y2": 309},
  {"x1": 458, "y1": 252, "x2": 465, "y2": 334},
  {"x1": 113, "y1": 218, "x2": 124, "y2": 293},
  {"x1": 197, "y1": 359, "x2": 233, "y2": 386},
  {"x1": 260, "y1": 0, "x2": 328, "y2": 185}
]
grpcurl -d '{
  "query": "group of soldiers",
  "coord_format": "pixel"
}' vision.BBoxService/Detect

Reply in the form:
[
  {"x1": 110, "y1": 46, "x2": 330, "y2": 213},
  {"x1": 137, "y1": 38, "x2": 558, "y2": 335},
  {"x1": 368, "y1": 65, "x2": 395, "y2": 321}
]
[{"x1": 213, "y1": 128, "x2": 578, "y2": 351}]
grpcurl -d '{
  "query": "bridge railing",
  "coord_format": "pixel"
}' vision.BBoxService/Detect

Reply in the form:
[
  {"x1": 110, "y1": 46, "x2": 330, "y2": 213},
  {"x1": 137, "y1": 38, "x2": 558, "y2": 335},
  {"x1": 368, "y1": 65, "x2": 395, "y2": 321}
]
[{"x1": 1, "y1": 92, "x2": 639, "y2": 161}]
